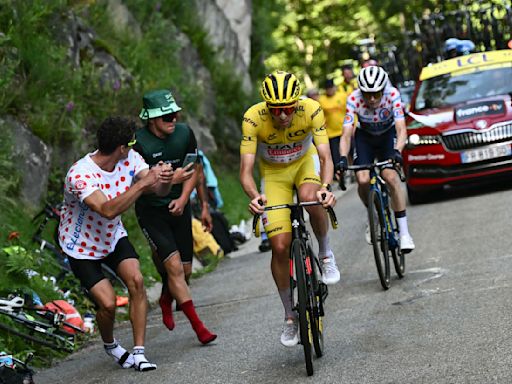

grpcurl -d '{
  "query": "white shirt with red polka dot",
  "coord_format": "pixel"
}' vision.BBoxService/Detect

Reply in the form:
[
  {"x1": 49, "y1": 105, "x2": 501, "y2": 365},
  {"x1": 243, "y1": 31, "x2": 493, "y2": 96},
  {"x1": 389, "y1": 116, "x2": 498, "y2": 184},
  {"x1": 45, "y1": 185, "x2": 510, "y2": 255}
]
[
  {"x1": 343, "y1": 86, "x2": 405, "y2": 136},
  {"x1": 58, "y1": 149, "x2": 149, "y2": 260}
]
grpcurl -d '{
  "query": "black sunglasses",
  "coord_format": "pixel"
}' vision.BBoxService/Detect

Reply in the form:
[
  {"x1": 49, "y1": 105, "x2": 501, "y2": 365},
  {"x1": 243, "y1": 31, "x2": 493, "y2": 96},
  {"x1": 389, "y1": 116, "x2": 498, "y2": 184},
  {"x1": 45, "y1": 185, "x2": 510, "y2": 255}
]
[{"x1": 161, "y1": 112, "x2": 178, "y2": 122}]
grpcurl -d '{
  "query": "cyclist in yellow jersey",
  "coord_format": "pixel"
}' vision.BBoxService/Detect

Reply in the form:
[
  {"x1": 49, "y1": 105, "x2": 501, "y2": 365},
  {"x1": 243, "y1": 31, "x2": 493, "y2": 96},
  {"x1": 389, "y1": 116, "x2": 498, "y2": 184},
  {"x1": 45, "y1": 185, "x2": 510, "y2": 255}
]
[{"x1": 240, "y1": 70, "x2": 340, "y2": 348}]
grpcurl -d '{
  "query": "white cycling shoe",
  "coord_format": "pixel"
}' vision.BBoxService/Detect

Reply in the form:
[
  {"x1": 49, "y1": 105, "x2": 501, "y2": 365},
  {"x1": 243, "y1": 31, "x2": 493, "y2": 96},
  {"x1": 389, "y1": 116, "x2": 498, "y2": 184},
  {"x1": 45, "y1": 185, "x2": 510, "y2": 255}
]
[
  {"x1": 280, "y1": 318, "x2": 299, "y2": 347},
  {"x1": 400, "y1": 234, "x2": 415, "y2": 253},
  {"x1": 320, "y1": 252, "x2": 340, "y2": 285}
]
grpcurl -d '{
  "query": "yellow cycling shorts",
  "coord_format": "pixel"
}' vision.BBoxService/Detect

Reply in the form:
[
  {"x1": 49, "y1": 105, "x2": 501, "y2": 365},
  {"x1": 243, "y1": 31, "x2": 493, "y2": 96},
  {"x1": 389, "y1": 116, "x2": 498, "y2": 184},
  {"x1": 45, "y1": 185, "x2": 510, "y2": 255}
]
[{"x1": 259, "y1": 146, "x2": 321, "y2": 238}]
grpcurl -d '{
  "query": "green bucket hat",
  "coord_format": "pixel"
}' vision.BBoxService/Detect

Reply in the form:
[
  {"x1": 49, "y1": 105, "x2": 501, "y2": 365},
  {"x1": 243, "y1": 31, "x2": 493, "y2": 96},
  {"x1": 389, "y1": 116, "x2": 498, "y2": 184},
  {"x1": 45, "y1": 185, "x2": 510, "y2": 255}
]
[{"x1": 139, "y1": 89, "x2": 182, "y2": 120}]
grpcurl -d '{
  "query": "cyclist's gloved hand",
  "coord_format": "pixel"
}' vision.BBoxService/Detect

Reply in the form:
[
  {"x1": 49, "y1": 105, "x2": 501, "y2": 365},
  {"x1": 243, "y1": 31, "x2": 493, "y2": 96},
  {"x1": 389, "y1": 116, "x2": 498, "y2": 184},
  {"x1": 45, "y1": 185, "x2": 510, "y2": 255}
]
[
  {"x1": 393, "y1": 149, "x2": 403, "y2": 165},
  {"x1": 338, "y1": 156, "x2": 348, "y2": 172}
]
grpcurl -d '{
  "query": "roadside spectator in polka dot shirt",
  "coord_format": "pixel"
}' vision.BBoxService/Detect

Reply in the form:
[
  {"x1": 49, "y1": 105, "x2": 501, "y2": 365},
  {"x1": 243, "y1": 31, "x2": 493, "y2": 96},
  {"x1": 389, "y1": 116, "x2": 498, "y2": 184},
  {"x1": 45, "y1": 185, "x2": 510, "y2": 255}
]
[{"x1": 58, "y1": 116, "x2": 173, "y2": 372}]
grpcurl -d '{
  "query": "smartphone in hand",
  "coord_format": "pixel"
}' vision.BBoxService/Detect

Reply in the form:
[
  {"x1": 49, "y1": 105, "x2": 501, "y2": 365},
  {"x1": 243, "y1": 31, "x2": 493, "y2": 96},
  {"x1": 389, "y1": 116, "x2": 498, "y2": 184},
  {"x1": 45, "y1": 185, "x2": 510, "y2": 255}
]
[{"x1": 182, "y1": 153, "x2": 198, "y2": 168}]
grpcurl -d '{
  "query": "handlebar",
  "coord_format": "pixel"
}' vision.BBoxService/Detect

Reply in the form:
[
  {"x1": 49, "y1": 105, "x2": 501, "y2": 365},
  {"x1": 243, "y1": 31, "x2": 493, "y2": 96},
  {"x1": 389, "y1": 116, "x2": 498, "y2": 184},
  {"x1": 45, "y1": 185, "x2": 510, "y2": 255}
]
[
  {"x1": 252, "y1": 200, "x2": 338, "y2": 237},
  {"x1": 338, "y1": 159, "x2": 405, "y2": 191}
]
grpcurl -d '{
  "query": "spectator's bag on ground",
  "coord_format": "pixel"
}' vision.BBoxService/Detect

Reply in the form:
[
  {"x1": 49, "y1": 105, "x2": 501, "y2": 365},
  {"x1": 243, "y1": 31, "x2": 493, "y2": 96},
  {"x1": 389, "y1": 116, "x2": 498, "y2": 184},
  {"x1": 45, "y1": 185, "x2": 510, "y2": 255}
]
[{"x1": 192, "y1": 218, "x2": 223, "y2": 265}]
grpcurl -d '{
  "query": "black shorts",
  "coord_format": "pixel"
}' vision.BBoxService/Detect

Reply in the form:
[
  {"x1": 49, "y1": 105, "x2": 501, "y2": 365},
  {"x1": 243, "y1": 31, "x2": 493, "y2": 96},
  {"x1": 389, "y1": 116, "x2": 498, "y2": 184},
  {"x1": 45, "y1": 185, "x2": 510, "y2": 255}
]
[
  {"x1": 66, "y1": 237, "x2": 138, "y2": 291},
  {"x1": 353, "y1": 128, "x2": 396, "y2": 168},
  {"x1": 135, "y1": 203, "x2": 193, "y2": 264}
]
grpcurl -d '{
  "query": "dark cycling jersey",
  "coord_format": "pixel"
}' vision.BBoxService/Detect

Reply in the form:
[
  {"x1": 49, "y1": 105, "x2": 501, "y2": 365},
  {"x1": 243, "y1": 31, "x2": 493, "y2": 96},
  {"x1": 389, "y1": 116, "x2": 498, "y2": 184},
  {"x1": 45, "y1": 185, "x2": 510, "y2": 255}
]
[
  {"x1": 343, "y1": 86, "x2": 405, "y2": 136},
  {"x1": 133, "y1": 123, "x2": 197, "y2": 205}
]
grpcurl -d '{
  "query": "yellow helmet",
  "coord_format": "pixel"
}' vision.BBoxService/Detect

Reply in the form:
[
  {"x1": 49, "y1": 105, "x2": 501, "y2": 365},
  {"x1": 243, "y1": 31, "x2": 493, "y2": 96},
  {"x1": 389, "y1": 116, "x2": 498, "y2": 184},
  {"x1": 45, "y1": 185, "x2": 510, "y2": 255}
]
[{"x1": 260, "y1": 70, "x2": 301, "y2": 106}]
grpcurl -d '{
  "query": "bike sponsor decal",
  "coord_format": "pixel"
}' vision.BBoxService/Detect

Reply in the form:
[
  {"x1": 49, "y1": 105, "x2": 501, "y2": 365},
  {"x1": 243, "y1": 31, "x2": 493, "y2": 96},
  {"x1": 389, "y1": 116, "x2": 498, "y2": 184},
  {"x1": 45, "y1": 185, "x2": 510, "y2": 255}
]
[{"x1": 455, "y1": 100, "x2": 504, "y2": 122}]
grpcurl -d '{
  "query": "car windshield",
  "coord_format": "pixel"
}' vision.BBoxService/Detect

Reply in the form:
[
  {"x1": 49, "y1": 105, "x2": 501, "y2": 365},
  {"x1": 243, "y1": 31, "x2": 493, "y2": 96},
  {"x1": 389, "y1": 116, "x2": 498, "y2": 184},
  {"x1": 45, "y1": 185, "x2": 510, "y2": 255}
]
[{"x1": 415, "y1": 66, "x2": 512, "y2": 110}]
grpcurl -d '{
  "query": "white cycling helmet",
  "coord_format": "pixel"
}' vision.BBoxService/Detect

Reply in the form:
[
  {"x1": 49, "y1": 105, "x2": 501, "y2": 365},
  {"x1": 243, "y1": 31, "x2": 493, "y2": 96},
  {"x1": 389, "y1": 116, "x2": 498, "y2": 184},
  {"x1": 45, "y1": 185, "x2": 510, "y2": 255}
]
[{"x1": 357, "y1": 66, "x2": 388, "y2": 93}]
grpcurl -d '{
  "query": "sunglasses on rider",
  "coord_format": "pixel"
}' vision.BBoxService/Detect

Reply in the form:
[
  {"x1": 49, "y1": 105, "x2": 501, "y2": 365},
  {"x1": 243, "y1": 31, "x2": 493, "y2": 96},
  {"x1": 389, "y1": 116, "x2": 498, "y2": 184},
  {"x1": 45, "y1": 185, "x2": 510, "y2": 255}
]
[
  {"x1": 161, "y1": 112, "x2": 178, "y2": 122},
  {"x1": 361, "y1": 91, "x2": 383, "y2": 99},
  {"x1": 268, "y1": 106, "x2": 296, "y2": 116}
]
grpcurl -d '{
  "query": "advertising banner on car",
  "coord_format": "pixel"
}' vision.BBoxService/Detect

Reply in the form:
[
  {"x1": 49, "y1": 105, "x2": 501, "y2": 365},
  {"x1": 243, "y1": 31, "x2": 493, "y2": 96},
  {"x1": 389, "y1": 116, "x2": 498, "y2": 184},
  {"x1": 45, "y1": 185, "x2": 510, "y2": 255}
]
[{"x1": 454, "y1": 100, "x2": 505, "y2": 123}]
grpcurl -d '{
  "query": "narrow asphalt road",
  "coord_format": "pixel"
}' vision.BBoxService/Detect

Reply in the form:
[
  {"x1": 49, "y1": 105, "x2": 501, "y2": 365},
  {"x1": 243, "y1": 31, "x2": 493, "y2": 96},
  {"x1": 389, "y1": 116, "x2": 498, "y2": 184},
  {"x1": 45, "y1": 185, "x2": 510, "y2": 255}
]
[{"x1": 36, "y1": 181, "x2": 512, "y2": 384}]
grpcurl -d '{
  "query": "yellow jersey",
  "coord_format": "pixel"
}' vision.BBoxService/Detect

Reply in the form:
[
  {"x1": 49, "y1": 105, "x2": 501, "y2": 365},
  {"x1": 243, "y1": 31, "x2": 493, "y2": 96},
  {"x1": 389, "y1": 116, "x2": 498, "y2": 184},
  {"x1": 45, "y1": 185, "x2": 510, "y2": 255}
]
[
  {"x1": 318, "y1": 89, "x2": 347, "y2": 139},
  {"x1": 240, "y1": 98, "x2": 328, "y2": 165}
]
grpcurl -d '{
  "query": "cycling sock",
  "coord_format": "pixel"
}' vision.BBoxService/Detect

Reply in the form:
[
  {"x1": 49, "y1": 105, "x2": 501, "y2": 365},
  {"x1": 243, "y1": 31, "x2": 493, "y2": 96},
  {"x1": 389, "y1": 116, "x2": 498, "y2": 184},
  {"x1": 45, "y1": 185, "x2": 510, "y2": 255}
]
[
  {"x1": 395, "y1": 211, "x2": 410, "y2": 237},
  {"x1": 317, "y1": 235, "x2": 330, "y2": 257},
  {"x1": 159, "y1": 289, "x2": 175, "y2": 330},
  {"x1": 132, "y1": 346, "x2": 157, "y2": 371},
  {"x1": 279, "y1": 289, "x2": 296, "y2": 320},
  {"x1": 104, "y1": 339, "x2": 134, "y2": 368},
  {"x1": 180, "y1": 300, "x2": 217, "y2": 344}
]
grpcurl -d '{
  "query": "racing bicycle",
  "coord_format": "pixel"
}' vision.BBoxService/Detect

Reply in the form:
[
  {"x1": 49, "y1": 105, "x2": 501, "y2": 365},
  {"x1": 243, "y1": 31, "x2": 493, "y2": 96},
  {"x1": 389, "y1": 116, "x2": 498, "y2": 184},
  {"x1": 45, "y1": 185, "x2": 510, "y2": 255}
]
[
  {"x1": 342, "y1": 160, "x2": 405, "y2": 290},
  {"x1": 252, "y1": 197, "x2": 338, "y2": 376},
  {"x1": 0, "y1": 295, "x2": 84, "y2": 353}
]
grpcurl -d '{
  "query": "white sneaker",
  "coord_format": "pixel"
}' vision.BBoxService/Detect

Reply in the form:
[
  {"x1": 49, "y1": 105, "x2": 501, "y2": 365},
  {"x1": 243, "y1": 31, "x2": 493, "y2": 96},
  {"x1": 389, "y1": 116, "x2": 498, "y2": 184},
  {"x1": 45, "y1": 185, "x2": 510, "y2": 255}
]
[
  {"x1": 280, "y1": 318, "x2": 299, "y2": 347},
  {"x1": 365, "y1": 223, "x2": 372, "y2": 245},
  {"x1": 320, "y1": 252, "x2": 340, "y2": 285},
  {"x1": 400, "y1": 234, "x2": 415, "y2": 253}
]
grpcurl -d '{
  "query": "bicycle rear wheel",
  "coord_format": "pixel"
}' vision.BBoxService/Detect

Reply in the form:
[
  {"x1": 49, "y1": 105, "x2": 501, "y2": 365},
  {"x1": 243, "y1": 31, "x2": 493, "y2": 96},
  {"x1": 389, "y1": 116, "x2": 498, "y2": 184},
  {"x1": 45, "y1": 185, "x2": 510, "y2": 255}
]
[
  {"x1": 368, "y1": 189, "x2": 390, "y2": 290},
  {"x1": 308, "y1": 245, "x2": 325, "y2": 359},
  {"x1": 292, "y1": 239, "x2": 313, "y2": 376}
]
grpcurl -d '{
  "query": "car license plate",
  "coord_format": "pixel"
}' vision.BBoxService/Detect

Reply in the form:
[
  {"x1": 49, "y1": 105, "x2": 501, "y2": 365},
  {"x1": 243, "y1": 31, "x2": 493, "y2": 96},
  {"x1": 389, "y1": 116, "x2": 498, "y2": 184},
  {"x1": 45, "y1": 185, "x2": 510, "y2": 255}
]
[{"x1": 460, "y1": 144, "x2": 512, "y2": 163}]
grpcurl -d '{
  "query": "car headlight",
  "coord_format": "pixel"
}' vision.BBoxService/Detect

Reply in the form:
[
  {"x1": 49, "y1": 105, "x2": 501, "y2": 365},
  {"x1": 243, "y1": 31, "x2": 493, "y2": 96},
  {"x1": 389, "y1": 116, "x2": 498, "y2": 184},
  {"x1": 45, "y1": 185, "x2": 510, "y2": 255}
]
[{"x1": 408, "y1": 134, "x2": 441, "y2": 146}]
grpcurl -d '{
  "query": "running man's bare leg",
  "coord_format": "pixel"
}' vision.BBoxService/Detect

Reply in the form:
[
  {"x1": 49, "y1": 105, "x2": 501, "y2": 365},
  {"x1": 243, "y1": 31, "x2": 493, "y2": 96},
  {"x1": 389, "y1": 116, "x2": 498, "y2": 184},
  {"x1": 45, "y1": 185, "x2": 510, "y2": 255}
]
[{"x1": 116, "y1": 258, "x2": 147, "y2": 347}]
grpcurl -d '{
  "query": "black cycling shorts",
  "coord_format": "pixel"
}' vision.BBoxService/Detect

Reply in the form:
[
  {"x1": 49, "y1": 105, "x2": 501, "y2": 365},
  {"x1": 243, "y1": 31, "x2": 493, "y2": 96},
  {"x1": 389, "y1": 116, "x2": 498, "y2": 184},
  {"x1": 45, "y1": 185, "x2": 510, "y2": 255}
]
[
  {"x1": 66, "y1": 237, "x2": 138, "y2": 291},
  {"x1": 135, "y1": 203, "x2": 193, "y2": 264},
  {"x1": 353, "y1": 128, "x2": 396, "y2": 168}
]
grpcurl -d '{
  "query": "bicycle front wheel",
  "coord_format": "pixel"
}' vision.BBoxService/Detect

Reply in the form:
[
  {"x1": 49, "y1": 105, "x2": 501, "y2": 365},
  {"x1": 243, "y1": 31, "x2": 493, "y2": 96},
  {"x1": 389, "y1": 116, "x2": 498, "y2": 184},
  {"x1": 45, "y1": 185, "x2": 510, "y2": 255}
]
[
  {"x1": 292, "y1": 239, "x2": 313, "y2": 376},
  {"x1": 389, "y1": 210, "x2": 405, "y2": 278},
  {"x1": 368, "y1": 189, "x2": 390, "y2": 290},
  {"x1": 308, "y1": 245, "x2": 325, "y2": 358}
]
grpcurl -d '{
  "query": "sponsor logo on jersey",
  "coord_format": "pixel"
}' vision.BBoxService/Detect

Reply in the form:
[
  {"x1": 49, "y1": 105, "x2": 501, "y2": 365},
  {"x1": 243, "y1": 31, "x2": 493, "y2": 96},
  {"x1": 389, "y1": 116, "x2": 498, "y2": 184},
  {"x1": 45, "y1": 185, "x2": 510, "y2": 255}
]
[
  {"x1": 267, "y1": 226, "x2": 283, "y2": 235},
  {"x1": 243, "y1": 117, "x2": 257, "y2": 127},
  {"x1": 75, "y1": 180, "x2": 87, "y2": 190},
  {"x1": 311, "y1": 106, "x2": 322, "y2": 120},
  {"x1": 267, "y1": 142, "x2": 303, "y2": 156},
  {"x1": 378, "y1": 108, "x2": 391, "y2": 120},
  {"x1": 287, "y1": 129, "x2": 307, "y2": 138},
  {"x1": 66, "y1": 201, "x2": 89, "y2": 251}
]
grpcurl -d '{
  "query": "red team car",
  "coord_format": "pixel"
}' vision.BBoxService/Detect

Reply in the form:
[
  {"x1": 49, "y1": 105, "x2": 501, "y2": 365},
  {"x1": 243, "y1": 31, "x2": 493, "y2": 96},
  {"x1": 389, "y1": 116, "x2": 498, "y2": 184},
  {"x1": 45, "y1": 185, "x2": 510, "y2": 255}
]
[{"x1": 403, "y1": 50, "x2": 512, "y2": 203}]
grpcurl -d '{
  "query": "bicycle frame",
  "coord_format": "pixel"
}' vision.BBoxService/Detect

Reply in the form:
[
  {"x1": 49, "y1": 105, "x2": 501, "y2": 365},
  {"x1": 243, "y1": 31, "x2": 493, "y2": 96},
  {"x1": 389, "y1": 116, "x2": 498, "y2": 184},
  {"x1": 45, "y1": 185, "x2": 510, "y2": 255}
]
[{"x1": 368, "y1": 165, "x2": 400, "y2": 252}]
